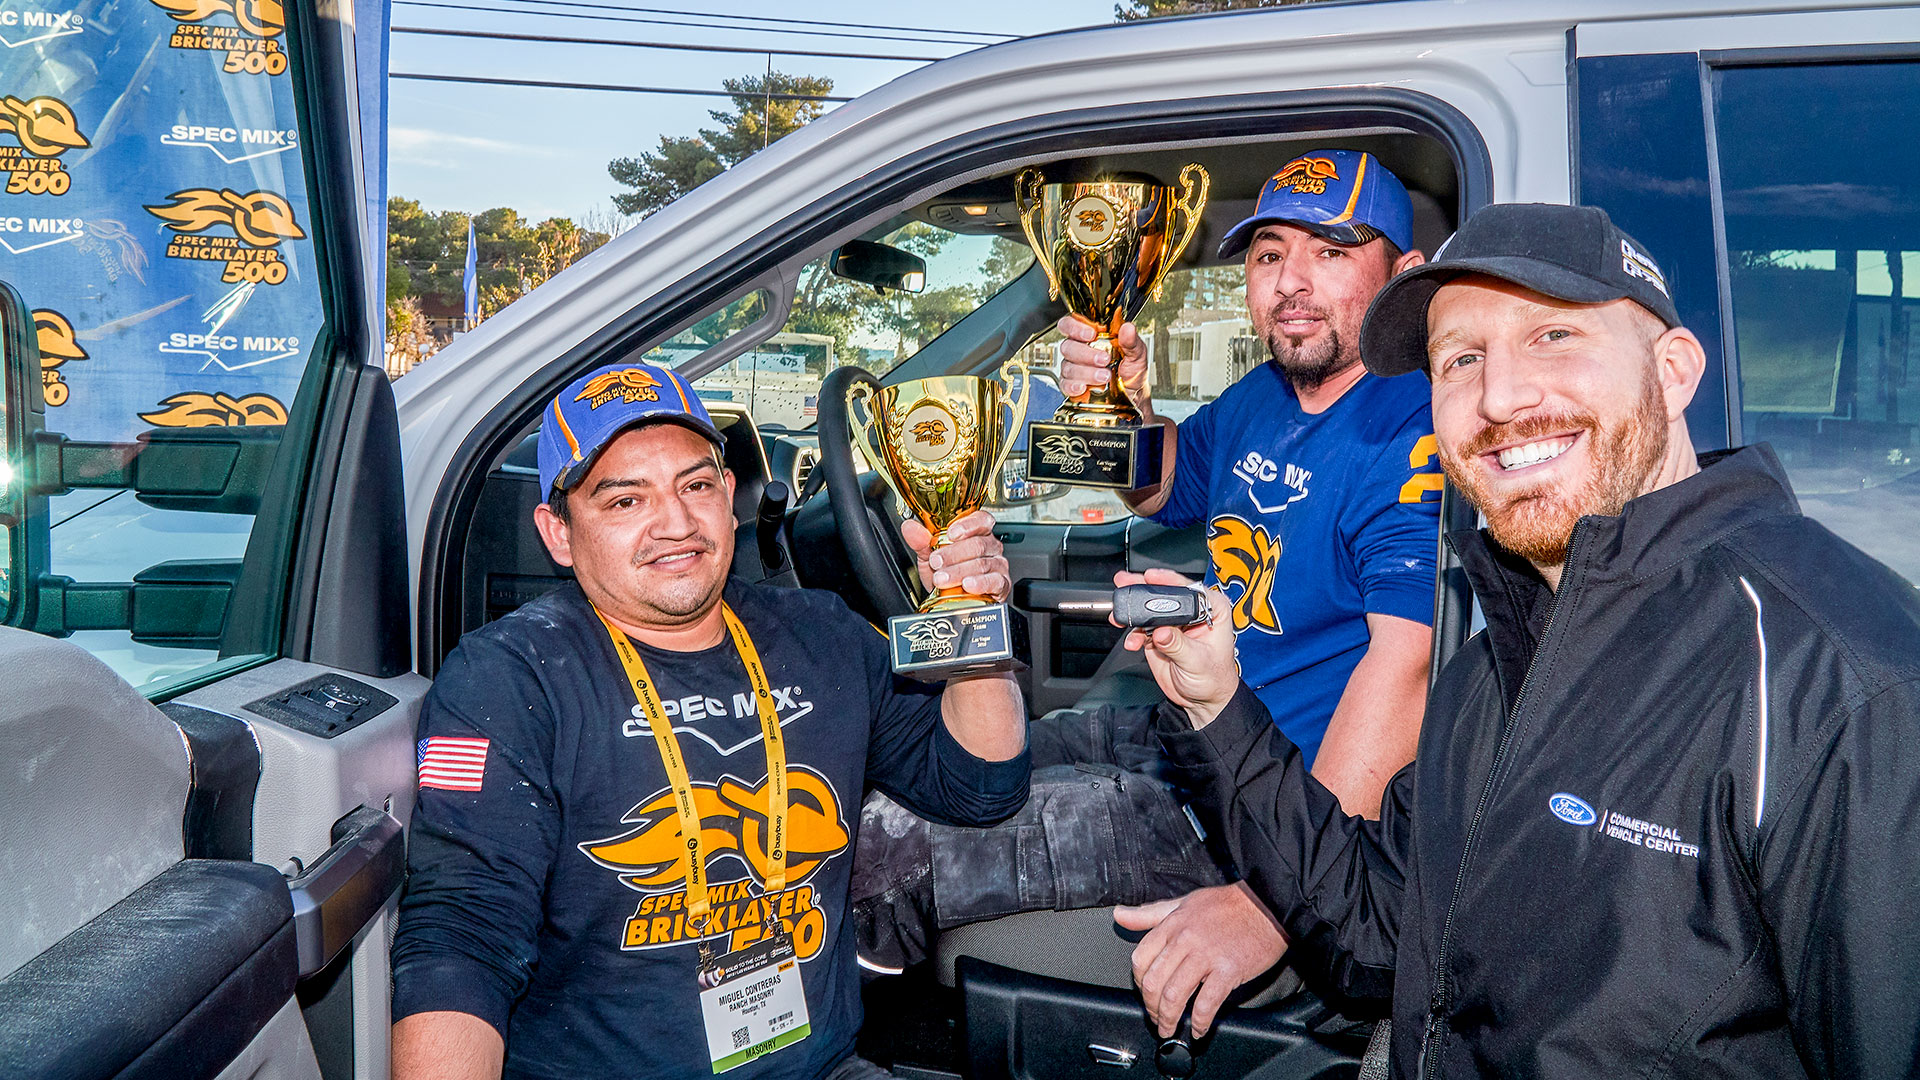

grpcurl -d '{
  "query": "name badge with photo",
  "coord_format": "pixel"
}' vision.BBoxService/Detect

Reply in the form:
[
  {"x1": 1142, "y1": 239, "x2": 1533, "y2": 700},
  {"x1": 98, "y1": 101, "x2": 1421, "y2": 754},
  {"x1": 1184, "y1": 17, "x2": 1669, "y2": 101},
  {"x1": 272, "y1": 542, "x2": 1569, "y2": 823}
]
[{"x1": 697, "y1": 931, "x2": 810, "y2": 1073}]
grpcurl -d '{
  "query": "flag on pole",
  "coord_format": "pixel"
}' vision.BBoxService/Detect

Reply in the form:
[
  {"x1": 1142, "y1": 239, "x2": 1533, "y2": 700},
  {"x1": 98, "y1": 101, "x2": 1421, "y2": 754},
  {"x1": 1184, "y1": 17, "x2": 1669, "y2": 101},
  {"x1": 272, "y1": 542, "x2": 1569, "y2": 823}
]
[{"x1": 462, "y1": 218, "x2": 479, "y2": 328}]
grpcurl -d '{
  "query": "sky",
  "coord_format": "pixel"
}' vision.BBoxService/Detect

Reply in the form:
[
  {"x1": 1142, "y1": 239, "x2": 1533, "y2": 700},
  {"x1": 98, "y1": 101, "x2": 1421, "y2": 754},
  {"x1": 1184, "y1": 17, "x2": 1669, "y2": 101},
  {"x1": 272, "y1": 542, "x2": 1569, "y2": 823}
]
[{"x1": 387, "y1": 1, "x2": 1117, "y2": 227}]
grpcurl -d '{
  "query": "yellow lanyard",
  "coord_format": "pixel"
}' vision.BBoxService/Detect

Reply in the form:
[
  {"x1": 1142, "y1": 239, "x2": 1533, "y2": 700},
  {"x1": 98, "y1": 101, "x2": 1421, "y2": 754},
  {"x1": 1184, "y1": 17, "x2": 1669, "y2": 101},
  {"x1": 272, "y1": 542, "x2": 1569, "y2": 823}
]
[{"x1": 595, "y1": 603, "x2": 789, "y2": 939}]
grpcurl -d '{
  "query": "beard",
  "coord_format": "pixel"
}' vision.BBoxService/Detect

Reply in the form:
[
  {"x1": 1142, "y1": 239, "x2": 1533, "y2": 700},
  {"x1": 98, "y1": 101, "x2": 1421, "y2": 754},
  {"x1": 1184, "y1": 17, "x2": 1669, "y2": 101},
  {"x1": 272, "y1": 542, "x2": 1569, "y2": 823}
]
[
  {"x1": 1259, "y1": 301, "x2": 1358, "y2": 390},
  {"x1": 627, "y1": 536, "x2": 725, "y2": 621},
  {"x1": 1441, "y1": 370, "x2": 1669, "y2": 568}
]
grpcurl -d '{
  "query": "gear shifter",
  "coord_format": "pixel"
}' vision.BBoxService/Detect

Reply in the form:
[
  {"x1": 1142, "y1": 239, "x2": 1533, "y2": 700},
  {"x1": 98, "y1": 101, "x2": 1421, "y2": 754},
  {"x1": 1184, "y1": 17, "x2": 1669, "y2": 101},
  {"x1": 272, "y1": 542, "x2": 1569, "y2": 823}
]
[{"x1": 756, "y1": 480, "x2": 791, "y2": 575}]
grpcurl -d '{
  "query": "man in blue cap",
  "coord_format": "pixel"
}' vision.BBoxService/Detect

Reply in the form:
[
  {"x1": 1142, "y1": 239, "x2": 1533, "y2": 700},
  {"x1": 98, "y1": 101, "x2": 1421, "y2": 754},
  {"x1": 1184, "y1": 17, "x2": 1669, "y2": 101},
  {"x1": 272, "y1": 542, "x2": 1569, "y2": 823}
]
[
  {"x1": 852, "y1": 151, "x2": 1443, "y2": 1038},
  {"x1": 390, "y1": 361, "x2": 1031, "y2": 1080},
  {"x1": 1058, "y1": 148, "x2": 1439, "y2": 808}
]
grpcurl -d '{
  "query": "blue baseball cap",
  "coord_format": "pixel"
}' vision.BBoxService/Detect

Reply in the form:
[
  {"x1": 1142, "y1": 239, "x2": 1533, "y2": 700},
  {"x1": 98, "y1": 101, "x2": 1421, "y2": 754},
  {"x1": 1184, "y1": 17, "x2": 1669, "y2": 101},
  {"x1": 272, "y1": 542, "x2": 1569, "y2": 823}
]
[
  {"x1": 538, "y1": 360, "x2": 725, "y2": 500},
  {"x1": 1217, "y1": 149, "x2": 1414, "y2": 258}
]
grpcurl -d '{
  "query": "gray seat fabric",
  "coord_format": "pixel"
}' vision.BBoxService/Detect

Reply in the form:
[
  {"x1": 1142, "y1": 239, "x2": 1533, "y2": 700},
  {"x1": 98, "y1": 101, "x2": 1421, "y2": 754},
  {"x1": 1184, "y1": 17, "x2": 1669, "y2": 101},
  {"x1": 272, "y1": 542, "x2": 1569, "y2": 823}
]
[
  {"x1": 937, "y1": 906, "x2": 1139, "y2": 990},
  {"x1": 935, "y1": 905, "x2": 1300, "y2": 1008},
  {"x1": 0, "y1": 627, "x2": 190, "y2": 977}
]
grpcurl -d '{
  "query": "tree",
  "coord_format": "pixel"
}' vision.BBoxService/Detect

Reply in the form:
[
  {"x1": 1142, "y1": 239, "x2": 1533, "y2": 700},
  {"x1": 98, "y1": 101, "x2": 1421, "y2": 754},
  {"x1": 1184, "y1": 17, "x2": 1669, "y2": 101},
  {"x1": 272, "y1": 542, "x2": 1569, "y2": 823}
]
[
  {"x1": 1115, "y1": 0, "x2": 1308, "y2": 18},
  {"x1": 979, "y1": 236, "x2": 1035, "y2": 296},
  {"x1": 607, "y1": 70, "x2": 835, "y2": 217},
  {"x1": 384, "y1": 197, "x2": 610, "y2": 366},
  {"x1": 606, "y1": 136, "x2": 725, "y2": 219}
]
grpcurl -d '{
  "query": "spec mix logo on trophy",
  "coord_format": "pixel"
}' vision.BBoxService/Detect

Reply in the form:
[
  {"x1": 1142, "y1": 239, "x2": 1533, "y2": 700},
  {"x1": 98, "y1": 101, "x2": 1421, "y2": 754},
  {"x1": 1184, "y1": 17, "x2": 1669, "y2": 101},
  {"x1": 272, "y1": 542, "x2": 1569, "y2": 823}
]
[
  {"x1": 1017, "y1": 163, "x2": 1209, "y2": 489},
  {"x1": 849, "y1": 360, "x2": 1032, "y2": 678}
]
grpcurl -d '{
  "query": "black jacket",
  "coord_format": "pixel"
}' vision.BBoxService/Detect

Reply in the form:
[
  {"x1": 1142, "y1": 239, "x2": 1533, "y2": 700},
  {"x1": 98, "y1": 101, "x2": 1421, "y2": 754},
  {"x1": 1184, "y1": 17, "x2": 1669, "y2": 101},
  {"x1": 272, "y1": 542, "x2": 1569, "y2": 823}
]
[{"x1": 1159, "y1": 446, "x2": 1920, "y2": 1078}]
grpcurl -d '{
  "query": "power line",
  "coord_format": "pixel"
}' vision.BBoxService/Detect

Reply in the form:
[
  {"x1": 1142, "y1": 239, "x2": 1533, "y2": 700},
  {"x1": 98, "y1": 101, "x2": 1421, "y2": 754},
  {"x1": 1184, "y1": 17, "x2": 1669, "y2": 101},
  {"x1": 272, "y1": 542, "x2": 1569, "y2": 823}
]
[
  {"x1": 393, "y1": 24, "x2": 944, "y2": 63},
  {"x1": 471, "y1": 0, "x2": 1014, "y2": 40},
  {"x1": 390, "y1": 0, "x2": 994, "y2": 47},
  {"x1": 391, "y1": 71, "x2": 853, "y2": 101}
]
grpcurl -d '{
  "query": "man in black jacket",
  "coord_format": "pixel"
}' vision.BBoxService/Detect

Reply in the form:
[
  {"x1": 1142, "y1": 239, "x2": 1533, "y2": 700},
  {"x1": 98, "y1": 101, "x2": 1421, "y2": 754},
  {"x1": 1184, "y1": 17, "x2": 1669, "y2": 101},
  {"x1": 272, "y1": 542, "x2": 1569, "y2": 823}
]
[{"x1": 1124, "y1": 203, "x2": 1920, "y2": 1077}]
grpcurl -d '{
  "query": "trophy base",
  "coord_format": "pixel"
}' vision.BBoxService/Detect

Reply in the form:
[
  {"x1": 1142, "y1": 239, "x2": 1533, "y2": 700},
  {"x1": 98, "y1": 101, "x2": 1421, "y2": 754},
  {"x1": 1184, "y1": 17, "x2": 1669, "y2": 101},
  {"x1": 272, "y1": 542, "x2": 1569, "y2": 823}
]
[
  {"x1": 1025, "y1": 419, "x2": 1164, "y2": 490},
  {"x1": 888, "y1": 603, "x2": 1030, "y2": 681}
]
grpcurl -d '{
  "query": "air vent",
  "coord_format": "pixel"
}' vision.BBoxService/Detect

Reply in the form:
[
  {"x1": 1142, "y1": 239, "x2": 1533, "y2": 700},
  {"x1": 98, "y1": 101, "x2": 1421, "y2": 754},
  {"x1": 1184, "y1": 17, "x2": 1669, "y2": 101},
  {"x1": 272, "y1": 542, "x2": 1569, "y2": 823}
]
[{"x1": 793, "y1": 447, "x2": 820, "y2": 494}]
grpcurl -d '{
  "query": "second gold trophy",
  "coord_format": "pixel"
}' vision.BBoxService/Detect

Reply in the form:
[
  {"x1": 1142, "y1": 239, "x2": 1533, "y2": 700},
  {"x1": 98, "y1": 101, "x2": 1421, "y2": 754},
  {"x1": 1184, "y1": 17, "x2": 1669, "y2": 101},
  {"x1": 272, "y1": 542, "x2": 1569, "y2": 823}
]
[
  {"x1": 1016, "y1": 163, "x2": 1209, "y2": 490},
  {"x1": 849, "y1": 360, "x2": 1031, "y2": 679}
]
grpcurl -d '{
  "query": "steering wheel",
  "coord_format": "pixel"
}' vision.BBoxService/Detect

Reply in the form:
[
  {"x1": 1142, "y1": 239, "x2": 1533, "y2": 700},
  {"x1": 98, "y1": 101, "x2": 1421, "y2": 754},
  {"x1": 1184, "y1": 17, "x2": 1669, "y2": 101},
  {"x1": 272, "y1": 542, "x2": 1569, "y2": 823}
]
[{"x1": 815, "y1": 366, "x2": 922, "y2": 619}]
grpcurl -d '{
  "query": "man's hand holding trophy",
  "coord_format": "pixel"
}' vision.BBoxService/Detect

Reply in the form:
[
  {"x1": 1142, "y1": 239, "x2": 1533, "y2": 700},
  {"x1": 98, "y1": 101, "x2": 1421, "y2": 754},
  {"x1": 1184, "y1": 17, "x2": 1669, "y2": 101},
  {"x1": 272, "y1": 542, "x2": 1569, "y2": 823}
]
[{"x1": 1017, "y1": 163, "x2": 1210, "y2": 490}]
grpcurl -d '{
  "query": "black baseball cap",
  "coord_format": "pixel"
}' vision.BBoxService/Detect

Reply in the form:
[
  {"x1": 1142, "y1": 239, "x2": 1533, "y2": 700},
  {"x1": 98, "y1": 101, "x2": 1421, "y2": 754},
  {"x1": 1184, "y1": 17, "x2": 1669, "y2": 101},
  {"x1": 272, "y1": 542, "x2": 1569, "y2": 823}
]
[{"x1": 1359, "y1": 203, "x2": 1683, "y2": 377}]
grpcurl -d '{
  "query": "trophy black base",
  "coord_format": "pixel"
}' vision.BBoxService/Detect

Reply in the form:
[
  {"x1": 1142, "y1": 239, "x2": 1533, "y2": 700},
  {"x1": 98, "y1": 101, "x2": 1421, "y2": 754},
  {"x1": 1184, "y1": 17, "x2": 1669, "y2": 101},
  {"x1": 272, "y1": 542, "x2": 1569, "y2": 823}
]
[
  {"x1": 1025, "y1": 420, "x2": 1164, "y2": 490},
  {"x1": 888, "y1": 603, "x2": 1029, "y2": 681}
]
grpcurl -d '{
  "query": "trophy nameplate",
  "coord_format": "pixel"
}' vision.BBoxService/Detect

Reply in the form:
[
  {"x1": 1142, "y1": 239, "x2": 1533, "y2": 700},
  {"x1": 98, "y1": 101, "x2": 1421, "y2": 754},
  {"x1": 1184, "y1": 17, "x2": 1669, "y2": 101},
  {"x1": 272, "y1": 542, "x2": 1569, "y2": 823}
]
[
  {"x1": 888, "y1": 605, "x2": 1031, "y2": 679},
  {"x1": 1025, "y1": 420, "x2": 1166, "y2": 491}
]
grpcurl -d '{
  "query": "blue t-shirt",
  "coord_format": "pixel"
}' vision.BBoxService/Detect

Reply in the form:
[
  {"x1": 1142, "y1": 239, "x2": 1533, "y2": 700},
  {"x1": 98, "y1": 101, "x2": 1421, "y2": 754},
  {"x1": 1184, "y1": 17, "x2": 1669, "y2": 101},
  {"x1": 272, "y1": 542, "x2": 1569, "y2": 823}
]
[
  {"x1": 392, "y1": 579, "x2": 1029, "y2": 1080},
  {"x1": 1151, "y1": 365, "x2": 1442, "y2": 765}
]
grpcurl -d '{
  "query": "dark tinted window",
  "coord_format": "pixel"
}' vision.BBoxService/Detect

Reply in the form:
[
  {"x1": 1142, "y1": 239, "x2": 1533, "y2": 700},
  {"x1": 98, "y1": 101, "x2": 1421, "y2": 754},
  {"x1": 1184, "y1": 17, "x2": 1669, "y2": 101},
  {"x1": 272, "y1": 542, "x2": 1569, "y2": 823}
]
[{"x1": 1713, "y1": 59, "x2": 1920, "y2": 583}]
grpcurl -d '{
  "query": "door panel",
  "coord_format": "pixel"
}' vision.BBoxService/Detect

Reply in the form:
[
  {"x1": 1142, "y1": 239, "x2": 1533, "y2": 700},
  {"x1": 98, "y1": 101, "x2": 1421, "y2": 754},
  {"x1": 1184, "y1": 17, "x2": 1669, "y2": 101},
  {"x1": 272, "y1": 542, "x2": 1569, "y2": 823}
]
[
  {"x1": 167, "y1": 659, "x2": 429, "y2": 1080},
  {"x1": 0, "y1": 860, "x2": 307, "y2": 1080},
  {"x1": 1008, "y1": 518, "x2": 1207, "y2": 717}
]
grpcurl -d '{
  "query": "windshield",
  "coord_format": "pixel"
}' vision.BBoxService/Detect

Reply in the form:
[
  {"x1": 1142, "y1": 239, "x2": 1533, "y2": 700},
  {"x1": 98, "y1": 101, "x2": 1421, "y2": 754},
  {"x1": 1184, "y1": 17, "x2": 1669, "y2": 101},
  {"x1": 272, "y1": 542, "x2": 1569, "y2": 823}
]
[{"x1": 662, "y1": 222, "x2": 1031, "y2": 429}]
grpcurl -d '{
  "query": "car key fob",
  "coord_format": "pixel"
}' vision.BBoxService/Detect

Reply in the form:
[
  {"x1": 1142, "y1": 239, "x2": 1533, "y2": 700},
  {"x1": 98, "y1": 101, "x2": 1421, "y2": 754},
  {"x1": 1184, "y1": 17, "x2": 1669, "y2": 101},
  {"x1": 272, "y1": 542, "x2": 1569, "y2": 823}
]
[{"x1": 1110, "y1": 583, "x2": 1209, "y2": 628}]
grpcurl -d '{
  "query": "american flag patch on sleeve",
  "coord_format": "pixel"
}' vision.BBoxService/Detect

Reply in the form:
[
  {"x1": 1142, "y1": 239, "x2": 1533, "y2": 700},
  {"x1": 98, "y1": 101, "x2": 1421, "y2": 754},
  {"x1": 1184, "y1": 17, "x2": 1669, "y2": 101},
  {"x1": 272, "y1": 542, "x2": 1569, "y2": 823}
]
[{"x1": 418, "y1": 736, "x2": 490, "y2": 792}]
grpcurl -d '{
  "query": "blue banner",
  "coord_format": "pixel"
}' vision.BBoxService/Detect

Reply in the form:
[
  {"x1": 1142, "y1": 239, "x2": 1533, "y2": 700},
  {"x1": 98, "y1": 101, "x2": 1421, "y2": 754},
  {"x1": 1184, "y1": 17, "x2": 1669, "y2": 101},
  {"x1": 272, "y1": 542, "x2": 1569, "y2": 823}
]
[{"x1": 0, "y1": 0, "x2": 324, "y2": 442}]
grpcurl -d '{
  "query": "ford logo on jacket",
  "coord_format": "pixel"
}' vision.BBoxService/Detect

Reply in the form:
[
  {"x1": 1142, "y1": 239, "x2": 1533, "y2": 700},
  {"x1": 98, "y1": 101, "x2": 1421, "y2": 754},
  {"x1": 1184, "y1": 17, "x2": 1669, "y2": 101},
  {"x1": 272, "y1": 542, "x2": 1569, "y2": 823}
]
[{"x1": 1546, "y1": 793, "x2": 1595, "y2": 826}]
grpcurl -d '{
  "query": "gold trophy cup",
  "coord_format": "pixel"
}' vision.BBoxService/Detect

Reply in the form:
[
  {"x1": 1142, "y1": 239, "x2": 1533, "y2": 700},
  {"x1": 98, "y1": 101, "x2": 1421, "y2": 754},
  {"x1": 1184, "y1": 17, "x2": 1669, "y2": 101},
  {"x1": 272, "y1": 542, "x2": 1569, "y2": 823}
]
[
  {"x1": 1017, "y1": 164, "x2": 1209, "y2": 489},
  {"x1": 849, "y1": 359, "x2": 1032, "y2": 678}
]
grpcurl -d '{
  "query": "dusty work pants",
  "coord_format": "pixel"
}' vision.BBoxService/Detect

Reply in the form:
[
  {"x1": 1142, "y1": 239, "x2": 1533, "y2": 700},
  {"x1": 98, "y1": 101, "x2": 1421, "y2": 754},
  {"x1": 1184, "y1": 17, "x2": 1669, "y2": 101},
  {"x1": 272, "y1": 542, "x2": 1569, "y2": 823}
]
[{"x1": 849, "y1": 704, "x2": 1229, "y2": 970}]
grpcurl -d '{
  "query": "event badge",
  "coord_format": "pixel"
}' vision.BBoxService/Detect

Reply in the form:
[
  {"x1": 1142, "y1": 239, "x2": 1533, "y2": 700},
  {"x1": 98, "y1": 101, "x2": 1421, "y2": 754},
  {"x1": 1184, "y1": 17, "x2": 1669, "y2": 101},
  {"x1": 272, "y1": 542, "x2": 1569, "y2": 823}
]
[{"x1": 698, "y1": 929, "x2": 811, "y2": 1073}]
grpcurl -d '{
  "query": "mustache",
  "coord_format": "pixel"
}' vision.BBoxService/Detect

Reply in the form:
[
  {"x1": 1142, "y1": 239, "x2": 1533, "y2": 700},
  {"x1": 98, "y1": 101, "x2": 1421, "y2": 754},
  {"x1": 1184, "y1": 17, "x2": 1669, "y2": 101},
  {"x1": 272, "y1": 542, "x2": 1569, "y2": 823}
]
[
  {"x1": 632, "y1": 536, "x2": 717, "y2": 566},
  {"x1": 1454, "y1": 413, "x2": 1596, "y2": 461},
  {"x1": 1262, "y1": 300, "x2": 1334, "y2": 327}
]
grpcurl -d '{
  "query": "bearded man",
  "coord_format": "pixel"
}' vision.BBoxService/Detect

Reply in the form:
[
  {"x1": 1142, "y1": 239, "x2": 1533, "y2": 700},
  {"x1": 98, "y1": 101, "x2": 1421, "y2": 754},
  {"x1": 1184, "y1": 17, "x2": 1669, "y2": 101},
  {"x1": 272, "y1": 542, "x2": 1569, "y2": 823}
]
[
  {"x1": 854, "y1": 153, "x2": 1445, "y2": 1036},
  {"x1": 1130, "y1": 203, "x2": 1920, "y2": 1077}
]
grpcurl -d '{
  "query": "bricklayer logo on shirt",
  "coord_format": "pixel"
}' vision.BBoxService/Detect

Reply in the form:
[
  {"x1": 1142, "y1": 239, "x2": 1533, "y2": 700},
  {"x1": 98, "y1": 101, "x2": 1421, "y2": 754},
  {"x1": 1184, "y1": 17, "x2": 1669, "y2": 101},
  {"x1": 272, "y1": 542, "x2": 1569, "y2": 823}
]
[
  {"x1": 581, "y1": 765, "x2": 848, "y2": 960},
  {"x1": 1208, "y1": 514, "x2": 1282, "y2": 635},
  {"x1": 146, "y1": 188, "x2": 305, "y2": 286},
  {"x1": 0, "y1": 96, "x2": 88, "y2": 196},
  {"x1": 33, "y1": 308, "x2": 83, "y2": 407},
  {"x1": 151, "y1": 0, "x2": 288, "y2": 75}
]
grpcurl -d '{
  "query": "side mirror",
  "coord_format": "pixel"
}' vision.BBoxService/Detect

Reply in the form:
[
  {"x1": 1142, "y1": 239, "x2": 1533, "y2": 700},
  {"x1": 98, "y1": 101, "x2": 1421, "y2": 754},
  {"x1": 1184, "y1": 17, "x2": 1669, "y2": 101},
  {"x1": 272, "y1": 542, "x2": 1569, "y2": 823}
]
[
  {"x1": 0, "y1": 281, "x2": 48, "y2": 628},
  {"x1": 0, "y1": 276, "x2": 270, "y2": 646},
  {"x1": 830, "y1": 240, "x2": 926, "y2": 294}
]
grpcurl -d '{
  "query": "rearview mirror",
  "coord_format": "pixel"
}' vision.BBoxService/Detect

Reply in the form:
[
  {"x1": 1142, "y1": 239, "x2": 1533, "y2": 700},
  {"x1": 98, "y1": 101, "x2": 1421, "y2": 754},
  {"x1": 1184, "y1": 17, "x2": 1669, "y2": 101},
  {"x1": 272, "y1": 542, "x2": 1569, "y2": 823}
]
[
  {"x1": 0, "y1": 280, "x2": 48, "y2": 628},
  {"x1": 831, "y1": 240, "x2": 926, "y2": 294}
]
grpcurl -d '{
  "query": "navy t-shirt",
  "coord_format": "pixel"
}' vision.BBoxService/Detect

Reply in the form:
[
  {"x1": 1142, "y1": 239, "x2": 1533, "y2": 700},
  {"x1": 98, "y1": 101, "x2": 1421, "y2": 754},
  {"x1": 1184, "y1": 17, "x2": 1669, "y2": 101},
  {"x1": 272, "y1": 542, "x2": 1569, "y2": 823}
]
[
  {"x1": 392, "y1": 579, "x2": 1030, "y2": 1080},
  {"x1": 1151, "y1": 365, "x2": 1442, "y2": 765}
]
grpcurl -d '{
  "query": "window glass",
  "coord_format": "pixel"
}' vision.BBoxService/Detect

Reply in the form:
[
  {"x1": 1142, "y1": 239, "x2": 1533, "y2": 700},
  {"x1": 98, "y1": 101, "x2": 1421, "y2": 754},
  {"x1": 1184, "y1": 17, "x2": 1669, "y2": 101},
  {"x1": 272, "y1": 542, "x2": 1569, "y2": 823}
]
[
  {"x1": 1713, "y1": 60, "x2": 1920, "y2": 584},
  {"x1": 2, "y1": 1, "x2": 328, "y2": 690},
  {"x1": 992, "y1": 262, "x2": 1253, "y2": 526},
  {"x1": 684, "y1": 224, "x2": 1025, "y2": 427},
  {"x1": 641, "y1": 288, "x2": 774, "y2": 370}
]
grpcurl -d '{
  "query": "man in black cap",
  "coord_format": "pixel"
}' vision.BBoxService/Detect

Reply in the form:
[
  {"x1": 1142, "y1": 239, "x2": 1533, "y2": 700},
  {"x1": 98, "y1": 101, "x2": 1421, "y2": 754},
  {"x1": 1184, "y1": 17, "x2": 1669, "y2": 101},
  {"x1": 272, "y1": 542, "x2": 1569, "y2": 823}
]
[{"x1": 1128, "y1": 203, "x2": 1920, "y2": 1075}]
